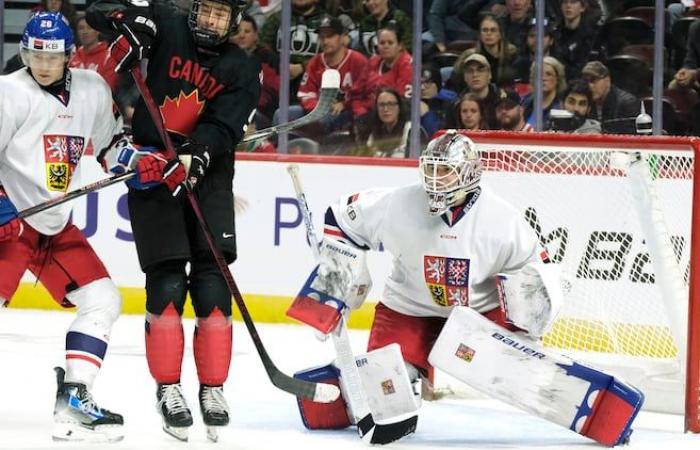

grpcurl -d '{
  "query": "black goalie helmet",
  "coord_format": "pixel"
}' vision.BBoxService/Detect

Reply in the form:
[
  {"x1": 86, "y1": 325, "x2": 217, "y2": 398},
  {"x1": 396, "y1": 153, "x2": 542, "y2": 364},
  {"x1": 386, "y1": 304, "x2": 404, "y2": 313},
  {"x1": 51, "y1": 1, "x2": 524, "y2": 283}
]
[
  {"x1": 188, "y1": 0, "x2": 245, "y2": 47},
  {"x1": 419, "y1": 130, "x2": 482, "y2": 216}
]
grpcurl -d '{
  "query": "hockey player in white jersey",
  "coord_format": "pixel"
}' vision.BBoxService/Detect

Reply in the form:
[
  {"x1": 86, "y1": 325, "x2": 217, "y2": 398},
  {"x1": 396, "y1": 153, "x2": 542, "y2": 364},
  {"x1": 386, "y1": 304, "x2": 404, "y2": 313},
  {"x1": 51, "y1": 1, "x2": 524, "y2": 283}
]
[
  {"x1": 0, "y1": 12, "x2": 183, "y2": 443},
  {"x1": 290, "y1": 130, "x2": 644, "y2": 446}
]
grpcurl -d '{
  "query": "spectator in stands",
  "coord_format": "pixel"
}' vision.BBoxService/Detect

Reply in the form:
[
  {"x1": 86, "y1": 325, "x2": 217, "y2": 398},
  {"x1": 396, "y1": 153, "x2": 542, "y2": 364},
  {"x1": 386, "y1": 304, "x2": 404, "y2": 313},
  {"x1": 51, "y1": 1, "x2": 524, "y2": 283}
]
[
  {"x1": 494, "y1": 89, "x2": 533, "y2": 131},
  {"x1": 232, "y1": 14, "x2": 280, "y2": 127},
  {"x1": 453, "y1": 14, "x2": 518, "y2": 87},
  {"x1": 354, "y1": 87, "x2": 414, "y2": 157},
  {"x1": 357, "y1": 0, "x2": 412, "y2": 57},
  {"x1": 556, "y1": 78, "x2": 602, "y2": 133},
  {"x1": 69, "y1": 13, "x2": 118, "y2": 91},
  {"x1": 552, "y1": 0, "x2": 601, "y2": 81},
  {"x1": 499, "y1": 0, "x2": 533, "y2": 53},
  {"x1": 245, "y1": 0, "x2": 281, "y2": 30},
  {"x1": 35, "y1": 0, "x2": 77, "y2": 30},
  {"x1": 522, "y1": 56, "x2": 566, "y2": 128},
  {"x1": 427, "y1": 0, "x2": 478, "y2": 52},
  {"x1": 452, "y1": 53, "x2": 505, "y2": 128},
  {"x1": 670, "y1": 19, "x2": 700, "y2": 135},
  {"x1": 366, "y1": 25, "x2": 413, "y2": 99},
  {"x1": 512, "y1": 17, "x2": 556, "y2": 84},
  {"x1": 668, "y1": 1, "x2": 700, "y2": 30},
  {"x1": 296, "y1": 15, "x2": 371, "y2": 135},
  {"x1": 326, "y1": 0, "x2": 364, "y2": 48},
  {"x1": 450, "y1": 92, "x2": 488, "y2": 130},
  {"x1": 259, "y1": 0, "x2": 327, "y2": 96},
  {"x1": 419, "y1": 65, "x2": 456, "y2": 136},
  {"x1": 582, "y1": 61, "x2": 640, "y2": 134}
]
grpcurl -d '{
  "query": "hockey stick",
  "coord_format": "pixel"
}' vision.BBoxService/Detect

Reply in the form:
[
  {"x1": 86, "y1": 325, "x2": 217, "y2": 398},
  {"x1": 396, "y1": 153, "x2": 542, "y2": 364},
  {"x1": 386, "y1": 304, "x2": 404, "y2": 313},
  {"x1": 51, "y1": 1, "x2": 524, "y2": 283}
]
[
  {"x1": 16, "y1": 70, "x2": 341, "y2": 220},
  {"x1": 130, "y1": 66, "x2": 339, "y2": 403},
  {"x1": 286, "y1": 164, "x2": 377, "y2": 440}
]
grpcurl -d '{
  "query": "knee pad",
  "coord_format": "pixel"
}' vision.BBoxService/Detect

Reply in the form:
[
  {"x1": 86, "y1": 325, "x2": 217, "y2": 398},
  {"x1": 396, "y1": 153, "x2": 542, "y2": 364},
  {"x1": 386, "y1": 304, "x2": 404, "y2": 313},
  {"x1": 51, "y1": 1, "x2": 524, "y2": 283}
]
[
  {"x1": 145, "y1": 259, "x2": 187, "y2": 315},
  {"x1": 294, "y1": 364, "x2": 352, "y2": 430},
  {"x1": 189, "y1": 256, "x2": 232, "y2": 317},
  {"x1": 65, "y1": 277, "x2": 122, "y2": 332}
]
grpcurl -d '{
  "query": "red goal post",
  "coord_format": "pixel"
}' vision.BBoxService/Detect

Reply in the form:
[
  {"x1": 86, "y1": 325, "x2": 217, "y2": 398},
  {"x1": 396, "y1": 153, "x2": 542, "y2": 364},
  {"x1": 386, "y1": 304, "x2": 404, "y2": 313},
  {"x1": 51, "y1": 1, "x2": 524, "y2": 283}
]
[{"x1": 462, "y1": 131, "x2": 700, "y2": 432}]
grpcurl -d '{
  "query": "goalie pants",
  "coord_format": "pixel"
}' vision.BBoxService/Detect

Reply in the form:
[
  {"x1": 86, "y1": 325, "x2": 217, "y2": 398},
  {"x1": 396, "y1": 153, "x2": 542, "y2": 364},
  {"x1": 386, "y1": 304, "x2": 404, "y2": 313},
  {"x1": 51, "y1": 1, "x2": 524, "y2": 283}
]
[{"x1": 367, "y1": 303, "x2": 520, "y2": 382}]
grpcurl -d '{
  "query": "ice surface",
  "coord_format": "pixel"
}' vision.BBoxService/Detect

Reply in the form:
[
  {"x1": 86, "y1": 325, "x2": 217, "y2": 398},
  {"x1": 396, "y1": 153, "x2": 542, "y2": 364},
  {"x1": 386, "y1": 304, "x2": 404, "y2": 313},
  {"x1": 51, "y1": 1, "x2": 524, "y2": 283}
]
[{"x1": 0, "y1": 309, "x2": 697, "y2": 450}]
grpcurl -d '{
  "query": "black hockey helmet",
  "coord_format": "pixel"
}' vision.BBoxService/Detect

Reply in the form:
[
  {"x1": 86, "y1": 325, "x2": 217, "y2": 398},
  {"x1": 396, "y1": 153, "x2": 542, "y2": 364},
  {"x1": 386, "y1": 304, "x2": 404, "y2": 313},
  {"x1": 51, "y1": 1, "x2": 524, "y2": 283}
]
[{"x1": 188, "y1": 0, "x2": 245, "y2": 47}]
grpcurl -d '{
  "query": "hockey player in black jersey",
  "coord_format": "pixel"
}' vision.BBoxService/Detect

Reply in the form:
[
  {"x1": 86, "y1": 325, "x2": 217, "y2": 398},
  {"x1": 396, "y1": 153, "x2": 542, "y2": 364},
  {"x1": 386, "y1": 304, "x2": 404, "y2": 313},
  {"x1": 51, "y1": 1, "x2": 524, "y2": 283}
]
[{"x1": 87, "y1": 0, "x2": 260, "y2": 442}]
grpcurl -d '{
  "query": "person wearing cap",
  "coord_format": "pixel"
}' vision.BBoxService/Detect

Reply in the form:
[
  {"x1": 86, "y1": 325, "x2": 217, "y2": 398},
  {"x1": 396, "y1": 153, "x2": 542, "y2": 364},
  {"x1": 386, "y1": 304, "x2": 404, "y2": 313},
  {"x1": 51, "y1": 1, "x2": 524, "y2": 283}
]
[
  {"x1": 581, "y1": 60, "x2": 640, "y2": 134},
  {"x1": 419, "y1": 64, "x2": 456, "y2": 136},
  {"x1": 357, "y1": 0, "x2": 412, "y2": 57},
  {"x1": 296, "y1": 14, "x2": 371, "y2": 136},
  {"x1": 450, "y1": 53, "x2": 505, "y2": 129},
  {"x1": 512, "y1": 17, "x2": 558, "y2": 83},
  {"x1": 552, "y1": 0, "x2": 601, "y2": 81},
  {"x1": 366, "y1": 24, "x2": 413, "y2": 99},
  {"x1": 495, "y1": 89, "x2": 534, "y2": 131}
]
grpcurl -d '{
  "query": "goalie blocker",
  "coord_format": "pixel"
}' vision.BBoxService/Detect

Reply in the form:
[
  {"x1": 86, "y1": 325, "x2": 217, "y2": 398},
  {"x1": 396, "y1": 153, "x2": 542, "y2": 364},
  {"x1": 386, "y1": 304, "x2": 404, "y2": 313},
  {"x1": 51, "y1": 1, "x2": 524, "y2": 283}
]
[
  {"x1": 429, "y1": 307, "x2": 644, "y2": 447},
  {"x1": 294, "y1": 344, "x2": 420, "y2": 445}
]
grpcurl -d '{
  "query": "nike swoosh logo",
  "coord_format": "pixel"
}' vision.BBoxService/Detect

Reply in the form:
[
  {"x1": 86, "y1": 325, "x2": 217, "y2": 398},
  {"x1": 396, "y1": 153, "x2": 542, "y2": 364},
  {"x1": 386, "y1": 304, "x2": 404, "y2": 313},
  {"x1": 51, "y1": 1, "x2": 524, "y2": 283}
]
[{"x1": 222, "y1": 233, "x2": 234, "y2": 238}]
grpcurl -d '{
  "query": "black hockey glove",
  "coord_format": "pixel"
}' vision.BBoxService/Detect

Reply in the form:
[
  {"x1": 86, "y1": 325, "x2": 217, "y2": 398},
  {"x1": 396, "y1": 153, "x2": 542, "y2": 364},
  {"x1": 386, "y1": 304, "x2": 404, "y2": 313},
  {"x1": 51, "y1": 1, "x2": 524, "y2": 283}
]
[
  {"x1": 179, "y1": 139, "x2": 211, "y2": 191},
  {"x1": 109, "y1": 7, "x2": 156, "y2": 73}
]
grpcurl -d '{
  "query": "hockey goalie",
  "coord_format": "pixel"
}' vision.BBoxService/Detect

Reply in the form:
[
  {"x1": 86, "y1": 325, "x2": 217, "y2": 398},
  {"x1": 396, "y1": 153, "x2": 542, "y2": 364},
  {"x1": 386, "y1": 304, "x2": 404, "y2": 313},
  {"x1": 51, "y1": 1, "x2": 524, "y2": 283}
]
[{"x1": 287, "y1": 130, "x2": 644, "y2": 447}]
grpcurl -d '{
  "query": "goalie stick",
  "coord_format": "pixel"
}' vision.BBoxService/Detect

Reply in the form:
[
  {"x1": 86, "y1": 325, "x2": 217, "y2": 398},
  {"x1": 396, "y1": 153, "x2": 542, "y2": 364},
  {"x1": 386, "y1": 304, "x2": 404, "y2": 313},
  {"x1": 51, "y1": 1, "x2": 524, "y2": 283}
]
[
  {"x1": 286, "y1": 164, "x2": 378, "y2": 441},
  {"x1": 129, "y1": 66, "x2": 339, "y2": 403},
  {"x1": 17, "y1": 69, "x2": 342, "y2": 220}
]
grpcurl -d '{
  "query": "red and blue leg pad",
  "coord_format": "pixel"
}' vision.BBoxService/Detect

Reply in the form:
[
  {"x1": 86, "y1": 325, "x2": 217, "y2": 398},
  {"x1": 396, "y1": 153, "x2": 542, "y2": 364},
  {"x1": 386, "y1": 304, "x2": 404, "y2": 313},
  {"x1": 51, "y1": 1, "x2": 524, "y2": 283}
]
[{"x1": 294, "y1": 364, "x2": 351, "y2": 429}]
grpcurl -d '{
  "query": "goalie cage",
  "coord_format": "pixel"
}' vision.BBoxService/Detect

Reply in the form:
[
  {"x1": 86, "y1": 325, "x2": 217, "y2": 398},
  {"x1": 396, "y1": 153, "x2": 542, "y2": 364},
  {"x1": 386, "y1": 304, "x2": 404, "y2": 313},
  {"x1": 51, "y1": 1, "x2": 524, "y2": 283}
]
[{"x1": 429, "y1": 131, "x2": 700, "y2": 433}]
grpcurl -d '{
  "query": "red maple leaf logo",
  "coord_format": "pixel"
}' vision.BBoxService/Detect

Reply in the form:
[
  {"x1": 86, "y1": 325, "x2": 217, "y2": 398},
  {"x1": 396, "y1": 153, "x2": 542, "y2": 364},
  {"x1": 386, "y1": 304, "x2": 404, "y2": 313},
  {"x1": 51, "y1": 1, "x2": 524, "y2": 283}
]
[{"x1": 159, "y1": 90, "x2": 205, "y2": 136}]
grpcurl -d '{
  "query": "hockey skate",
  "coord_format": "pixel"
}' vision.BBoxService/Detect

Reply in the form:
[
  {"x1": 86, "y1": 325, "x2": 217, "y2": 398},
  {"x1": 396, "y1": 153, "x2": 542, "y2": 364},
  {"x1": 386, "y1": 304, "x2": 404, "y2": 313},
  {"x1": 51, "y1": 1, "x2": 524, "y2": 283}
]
[
  {"x1": 156, "y1": 383, "x2": 193, "y2": 441},
  {"x1": 52, "y1": 367, "x2": 124, "y2": 443},
  {"x1": 199, "y1": 385, "x2": 230, "y2": 442}
]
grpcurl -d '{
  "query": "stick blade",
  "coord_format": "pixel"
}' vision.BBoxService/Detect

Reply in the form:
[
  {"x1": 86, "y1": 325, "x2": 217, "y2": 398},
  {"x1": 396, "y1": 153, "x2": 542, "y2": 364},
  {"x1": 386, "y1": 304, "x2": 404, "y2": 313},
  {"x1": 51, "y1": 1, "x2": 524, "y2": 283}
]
[{"x1": 321, "y1": 69, "x2": 341, "y2": 90}]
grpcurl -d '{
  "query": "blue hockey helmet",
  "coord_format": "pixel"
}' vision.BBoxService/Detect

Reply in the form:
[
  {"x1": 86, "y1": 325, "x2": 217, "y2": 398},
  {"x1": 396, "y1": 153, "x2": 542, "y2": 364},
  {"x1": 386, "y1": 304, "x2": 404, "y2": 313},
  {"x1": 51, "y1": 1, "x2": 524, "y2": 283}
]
[{"x1": 21, "y1": 11, "x2": 75, "y2": 55}]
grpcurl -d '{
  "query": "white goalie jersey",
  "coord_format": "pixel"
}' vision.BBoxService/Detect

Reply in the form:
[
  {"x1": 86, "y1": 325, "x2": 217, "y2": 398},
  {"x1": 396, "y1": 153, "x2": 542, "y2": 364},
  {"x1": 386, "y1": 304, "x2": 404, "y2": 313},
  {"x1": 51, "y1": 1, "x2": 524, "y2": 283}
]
[
  {"x1": 0, "y1": 68, "x2": 120, "y2": 235},
  {"x1": 325, "y1": 183, "x2": 541, "y2": 317}
]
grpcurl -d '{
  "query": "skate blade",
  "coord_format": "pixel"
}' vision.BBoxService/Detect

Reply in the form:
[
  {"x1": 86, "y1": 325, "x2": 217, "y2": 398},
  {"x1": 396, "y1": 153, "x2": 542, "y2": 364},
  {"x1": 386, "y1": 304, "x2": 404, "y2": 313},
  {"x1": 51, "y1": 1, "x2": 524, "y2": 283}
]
[
  {"x1": 52, "y1": 422, "x2": 124, "y2": 443},
  {"x1": 206, "y1": 426, "x2": 219, "y2": 442},
  {"x1": 163, "y1": 423, "x2": 190, "y2": 442}
]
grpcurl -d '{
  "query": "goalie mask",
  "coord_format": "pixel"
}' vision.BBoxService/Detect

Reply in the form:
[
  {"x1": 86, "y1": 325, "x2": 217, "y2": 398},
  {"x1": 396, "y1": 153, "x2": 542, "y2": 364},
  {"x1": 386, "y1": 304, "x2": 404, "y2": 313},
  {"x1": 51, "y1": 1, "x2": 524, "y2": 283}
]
[
  {"x1": 419, "y1": 130, "x2": 482, "y2": 216},
  {"x1": 188, "y1": 0, "x2": 243, "y2": 47}
]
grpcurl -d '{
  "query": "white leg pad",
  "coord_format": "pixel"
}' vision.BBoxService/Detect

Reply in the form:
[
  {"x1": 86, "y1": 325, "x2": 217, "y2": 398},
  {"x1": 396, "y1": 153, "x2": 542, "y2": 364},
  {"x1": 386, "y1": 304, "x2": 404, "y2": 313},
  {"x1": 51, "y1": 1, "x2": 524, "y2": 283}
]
[{"x1": 428, "y1": 307, "x2": 644, "y2": 447}]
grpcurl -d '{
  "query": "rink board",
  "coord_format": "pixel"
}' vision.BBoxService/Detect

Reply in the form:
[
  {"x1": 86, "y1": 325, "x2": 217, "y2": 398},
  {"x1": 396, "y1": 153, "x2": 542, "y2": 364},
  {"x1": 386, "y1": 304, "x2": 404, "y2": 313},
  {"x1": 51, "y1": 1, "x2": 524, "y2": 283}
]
[{"x1": 9, "y1": 153, "x2": 680, "y2": 356}]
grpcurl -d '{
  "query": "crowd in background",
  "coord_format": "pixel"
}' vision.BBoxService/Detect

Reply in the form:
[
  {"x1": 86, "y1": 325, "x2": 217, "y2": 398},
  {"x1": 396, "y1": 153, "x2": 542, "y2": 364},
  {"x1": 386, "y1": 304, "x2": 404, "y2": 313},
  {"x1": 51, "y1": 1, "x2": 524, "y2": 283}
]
[{"x1": 4, "y1": 0, "x2": 700, "y2": 157}]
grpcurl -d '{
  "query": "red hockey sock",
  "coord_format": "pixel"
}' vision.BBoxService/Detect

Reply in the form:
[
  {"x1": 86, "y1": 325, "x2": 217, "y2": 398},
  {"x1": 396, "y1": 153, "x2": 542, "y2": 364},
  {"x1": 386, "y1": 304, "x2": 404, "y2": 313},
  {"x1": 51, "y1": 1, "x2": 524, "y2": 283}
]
[
  {"x1": 194, "y1": 307, "x2": 232, "y2": 386},
  {"x1": 145, "y1": 303, "x2": 184, "y2": 384}
]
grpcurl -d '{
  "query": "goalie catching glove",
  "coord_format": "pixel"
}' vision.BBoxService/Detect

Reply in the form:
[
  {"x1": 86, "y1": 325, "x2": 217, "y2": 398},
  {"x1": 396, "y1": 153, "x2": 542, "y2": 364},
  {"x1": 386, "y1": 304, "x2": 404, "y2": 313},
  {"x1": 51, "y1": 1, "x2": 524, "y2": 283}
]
[
  {"x1": 98, "y1": 135, "x2": 186, "y2": 194},
  {"x1": 496, "y1": 261, "x2": 565, "y2": 338},
  {"x1": 287, "y1": 237, "x2": 372, "y2": 334}
]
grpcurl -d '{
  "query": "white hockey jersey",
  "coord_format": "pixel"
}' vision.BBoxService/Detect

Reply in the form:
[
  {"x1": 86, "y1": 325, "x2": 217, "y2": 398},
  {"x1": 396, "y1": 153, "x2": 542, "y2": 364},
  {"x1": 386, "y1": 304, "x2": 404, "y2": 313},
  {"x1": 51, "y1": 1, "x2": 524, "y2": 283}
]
[
  {"x1": 0, "y1": 68, "x2": 119, "y2": 235},
  {"x1": 325, "y1": 184, "x2": 541, "y2": 317}
]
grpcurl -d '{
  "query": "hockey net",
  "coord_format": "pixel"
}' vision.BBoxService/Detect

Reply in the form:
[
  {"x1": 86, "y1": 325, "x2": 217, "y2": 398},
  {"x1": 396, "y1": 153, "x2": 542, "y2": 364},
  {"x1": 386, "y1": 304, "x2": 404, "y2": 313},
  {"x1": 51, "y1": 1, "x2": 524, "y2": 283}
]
[{"x1": 452, "y1": 132, "x2": 700, "y2": 431}]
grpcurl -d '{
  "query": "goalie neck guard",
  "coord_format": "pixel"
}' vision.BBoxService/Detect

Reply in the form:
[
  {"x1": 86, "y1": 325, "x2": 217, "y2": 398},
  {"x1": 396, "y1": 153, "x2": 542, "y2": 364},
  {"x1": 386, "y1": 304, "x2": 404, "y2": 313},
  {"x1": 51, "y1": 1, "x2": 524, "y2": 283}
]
[{"x1": 419, "y1": 130, "x2": 482, "y2": 216}]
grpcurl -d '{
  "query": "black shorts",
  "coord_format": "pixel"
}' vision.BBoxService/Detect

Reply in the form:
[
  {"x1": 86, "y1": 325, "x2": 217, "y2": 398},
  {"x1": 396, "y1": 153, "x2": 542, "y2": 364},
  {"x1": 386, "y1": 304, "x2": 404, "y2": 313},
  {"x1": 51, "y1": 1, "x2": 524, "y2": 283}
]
[{"x1": 127, "y1": 157, "x2": 236, "y2": 271}]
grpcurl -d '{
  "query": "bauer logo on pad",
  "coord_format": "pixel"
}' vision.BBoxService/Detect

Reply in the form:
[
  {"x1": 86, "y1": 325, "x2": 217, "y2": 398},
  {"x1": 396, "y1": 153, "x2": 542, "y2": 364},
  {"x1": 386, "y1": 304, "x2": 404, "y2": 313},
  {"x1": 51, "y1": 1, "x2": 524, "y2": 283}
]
[
  {"x1": 455, "y1": 343, "x2": 476, "y2": 362},
  {"x1": 381, "y1": 379, "x2": 396, "y2": 395}
]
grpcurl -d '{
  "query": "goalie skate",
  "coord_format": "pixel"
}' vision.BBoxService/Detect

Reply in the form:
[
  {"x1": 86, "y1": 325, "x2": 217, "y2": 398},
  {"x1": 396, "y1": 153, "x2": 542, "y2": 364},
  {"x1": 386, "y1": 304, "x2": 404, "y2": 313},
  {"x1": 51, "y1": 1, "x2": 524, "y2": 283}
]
[
  {"x1": 199, "y1": 385, "x2": 230, "y2": 442},
  {"x1": 52, "y1": 367, "x2": 124, "y2": 443},
  {"x1": 156, "y1": 383, "x2": 193, "y2": 441}
]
